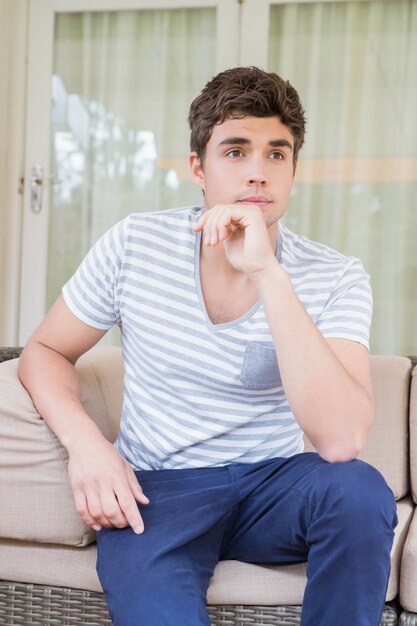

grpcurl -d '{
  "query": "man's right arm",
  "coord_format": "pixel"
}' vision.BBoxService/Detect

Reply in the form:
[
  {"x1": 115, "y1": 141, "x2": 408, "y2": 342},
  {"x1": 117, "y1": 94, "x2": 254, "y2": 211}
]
[{"x1": 18, "y1": 295, "x2": 148, "y2": 534}]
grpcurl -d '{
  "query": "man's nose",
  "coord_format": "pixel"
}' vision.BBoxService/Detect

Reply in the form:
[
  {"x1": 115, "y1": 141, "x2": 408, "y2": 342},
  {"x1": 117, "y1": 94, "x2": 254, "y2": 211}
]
[{"x1": 246, "y1": 157, "x2": 267, "y2": 185}]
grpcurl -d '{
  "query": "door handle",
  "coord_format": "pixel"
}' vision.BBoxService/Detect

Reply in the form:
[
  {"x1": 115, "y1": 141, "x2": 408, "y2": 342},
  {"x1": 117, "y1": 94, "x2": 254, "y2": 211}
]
[
  {"x1": 30, "y1": 164, "x2": 45, "y2": 213},
  {"x1": 30, "y1": 164, "x2": 59, "y2": 213}
]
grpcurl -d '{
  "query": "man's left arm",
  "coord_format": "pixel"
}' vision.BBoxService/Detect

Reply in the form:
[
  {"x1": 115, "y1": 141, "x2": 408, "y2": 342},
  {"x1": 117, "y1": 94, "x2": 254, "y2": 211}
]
[
  {"x1": 195, "y1": 204, "x2": 373, "y2": 463},
  {"x1": 251, "y1": 262, "x2": 374, "y2": 463}
]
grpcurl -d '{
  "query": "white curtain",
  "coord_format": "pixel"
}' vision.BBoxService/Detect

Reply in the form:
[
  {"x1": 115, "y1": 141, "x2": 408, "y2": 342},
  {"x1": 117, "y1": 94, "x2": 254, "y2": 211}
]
[
  {"x1": 48, "y1": 2, "x2": 416, "y2": 356},
  {"x1": 268, "y1": 0, "x2": 417, "y2": 356},
  {"x1": 48, "y1": 8, "x2": 216, "y2": 311}
]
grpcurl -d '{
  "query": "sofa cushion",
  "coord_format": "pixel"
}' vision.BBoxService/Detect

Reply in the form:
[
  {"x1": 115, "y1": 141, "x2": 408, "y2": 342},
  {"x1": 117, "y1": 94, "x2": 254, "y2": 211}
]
[
  {"x1": 0, "y1": 346, "x2": 123, "y2": 546},
  {"x1": 0, "y1": 497, "x2": 412, "y2": 603},
  {"x1": 208, "y1": 497, "x2": 413, "y2": 605}
]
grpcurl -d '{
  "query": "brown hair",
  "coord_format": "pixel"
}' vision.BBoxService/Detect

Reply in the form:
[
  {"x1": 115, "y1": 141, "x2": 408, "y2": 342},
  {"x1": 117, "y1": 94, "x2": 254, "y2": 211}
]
[{"x1": 188, "y1": 66, "x2": 306, "y2": 164}]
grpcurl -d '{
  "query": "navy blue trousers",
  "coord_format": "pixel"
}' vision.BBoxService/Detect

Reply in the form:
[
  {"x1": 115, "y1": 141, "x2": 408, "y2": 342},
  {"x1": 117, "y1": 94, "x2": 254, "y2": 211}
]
[{"x1": 96, "y1": 452, "x2": 397, "y2": 626}]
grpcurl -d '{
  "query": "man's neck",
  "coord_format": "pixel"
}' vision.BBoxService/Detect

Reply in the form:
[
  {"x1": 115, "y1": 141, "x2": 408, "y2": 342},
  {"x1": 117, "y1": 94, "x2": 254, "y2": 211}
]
[{"x1": 197, "y1": 221, "x2": 279, "y2": 325}]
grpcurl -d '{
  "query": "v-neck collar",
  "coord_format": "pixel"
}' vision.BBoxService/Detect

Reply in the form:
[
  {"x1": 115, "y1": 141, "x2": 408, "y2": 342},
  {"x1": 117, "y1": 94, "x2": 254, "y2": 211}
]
[{"x1": 194, "y1": 214, "x2": 282, "y2": 331}]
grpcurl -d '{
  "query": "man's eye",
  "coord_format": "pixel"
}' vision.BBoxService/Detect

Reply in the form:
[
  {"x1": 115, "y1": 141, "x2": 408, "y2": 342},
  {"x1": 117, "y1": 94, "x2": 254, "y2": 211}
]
[
  {"x1": 270, "y1": 151, "x2": 284, "y2": 159},
  {"x1": 227, "y1": 149, "x2": 243, "y2": 158}
]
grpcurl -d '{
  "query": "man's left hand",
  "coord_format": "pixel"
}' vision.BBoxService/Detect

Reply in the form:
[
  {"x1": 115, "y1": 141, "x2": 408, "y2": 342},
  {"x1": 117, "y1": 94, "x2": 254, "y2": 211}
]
[{"x1": 193, "y1": 203, "x2": 277, "y2": 276}]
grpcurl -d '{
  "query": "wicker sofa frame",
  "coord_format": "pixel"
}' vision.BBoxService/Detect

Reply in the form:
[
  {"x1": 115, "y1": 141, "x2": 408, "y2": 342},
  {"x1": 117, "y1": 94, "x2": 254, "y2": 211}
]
[
  {"x1": 0, "y1": 347, "x2": 414, "y2": 626},
  {"x1": 0, "y1": 580, "x2": 401, "y2": 626}
]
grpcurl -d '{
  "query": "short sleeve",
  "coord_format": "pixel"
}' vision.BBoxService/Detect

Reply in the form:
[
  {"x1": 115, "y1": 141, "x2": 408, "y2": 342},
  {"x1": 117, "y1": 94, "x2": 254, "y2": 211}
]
[
  {"x1": 62, "y1": 218, "x2": 127, "y2": 330},
  {"x1": 316, "y1": 258, "x2": 373, "y2": 351}
]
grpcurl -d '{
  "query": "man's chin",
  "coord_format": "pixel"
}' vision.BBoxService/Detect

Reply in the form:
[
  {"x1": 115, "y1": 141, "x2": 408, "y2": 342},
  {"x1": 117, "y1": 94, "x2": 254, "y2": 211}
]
[{"x1": 264, "y1": 215, "x2": 281, "y2": 230}]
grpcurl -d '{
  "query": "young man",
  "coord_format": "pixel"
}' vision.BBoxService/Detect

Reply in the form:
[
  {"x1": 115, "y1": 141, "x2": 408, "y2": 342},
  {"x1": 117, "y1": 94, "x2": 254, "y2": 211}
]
[{"x1": 19, "y1": 67, "x2": 397, "y2": 626}]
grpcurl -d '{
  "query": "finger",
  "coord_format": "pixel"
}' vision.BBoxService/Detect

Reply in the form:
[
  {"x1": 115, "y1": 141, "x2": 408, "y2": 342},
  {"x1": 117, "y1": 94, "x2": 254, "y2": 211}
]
[
  {"x1": 193, "y1": 212, "x2": 209, "y2": 232},
  {"x1": 194, "y1": 206, "x2": 238, "y2": 243},
  {"x1": 114, "y1": 485, "x2": 145, "y2": 535},
  {"x1": 85, "y1": 488, "x2": 115, "y2": 529},
  {"x1": 216, "y1": 212, "x2": 236, "y2": 242},
  {"x1": 201, "y1": 216, "x2": 217, "y2": 245},
  {"x1": 194, "y1": 206, "x2": 233, "y2": 241},
  {"x1": 211, "y1": 211, "x2": 236, "y2": 245},
  {"x1": 98, "y1": 487, "x2": 130, "y2": 529},
  {"x1": 207, "y1": 225, "x2": 219, "y2": 245},
  {"x1": 218, "y1": 222, "x2": 230, "y2": 241},
  {"x1": 126, "y1": 467, "x2": 150, "y2": 505},
  {"x1": 73, "y1": 488, "x2": 102, "y2": 531},
  {"x1": 194, "y1": 213, "x2": 217, "y2": 244},
  {"x1": 204, "y1": 208, "x2": 224, "y2": 245}
]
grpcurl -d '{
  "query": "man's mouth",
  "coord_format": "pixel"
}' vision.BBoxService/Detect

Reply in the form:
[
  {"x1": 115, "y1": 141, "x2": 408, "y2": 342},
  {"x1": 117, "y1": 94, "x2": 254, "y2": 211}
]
[{"x1": 237, "y1": 197, "x2": 272, "y2": 209}]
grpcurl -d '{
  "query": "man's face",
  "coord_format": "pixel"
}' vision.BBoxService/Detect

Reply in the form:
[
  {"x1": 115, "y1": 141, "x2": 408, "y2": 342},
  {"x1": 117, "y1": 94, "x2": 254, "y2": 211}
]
[{"x1": 190, "y1": 115, "x2": 296, "y2": 229}]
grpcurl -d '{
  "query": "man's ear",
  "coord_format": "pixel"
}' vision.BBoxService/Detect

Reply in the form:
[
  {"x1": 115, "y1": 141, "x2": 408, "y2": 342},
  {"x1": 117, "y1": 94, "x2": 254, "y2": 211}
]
[{"x1": 189, "y1": 152, "x2": 205, "y2": 191}]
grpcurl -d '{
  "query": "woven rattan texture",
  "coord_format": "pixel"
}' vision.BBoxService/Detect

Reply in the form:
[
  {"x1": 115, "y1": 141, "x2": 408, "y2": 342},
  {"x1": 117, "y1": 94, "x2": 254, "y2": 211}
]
[
  {"x1": 400, "y1": 613, "x2": 417, "y2": 625},
  {"x1": 0, "y1": 347, "x2": 23, "y2": 363},
  {"x1": 0, "y1": 581, "x2": 400, "y2": 625}
]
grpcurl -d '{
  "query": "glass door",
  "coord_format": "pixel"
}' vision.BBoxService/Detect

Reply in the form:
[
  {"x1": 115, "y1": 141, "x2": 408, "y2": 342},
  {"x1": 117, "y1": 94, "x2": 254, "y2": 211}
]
[
  {"x1": 19, "y1": 0, "x2": 239, "y2": 343},
  {"x1": 241, "y1": 0, "x2": 417, "y2": 356}
]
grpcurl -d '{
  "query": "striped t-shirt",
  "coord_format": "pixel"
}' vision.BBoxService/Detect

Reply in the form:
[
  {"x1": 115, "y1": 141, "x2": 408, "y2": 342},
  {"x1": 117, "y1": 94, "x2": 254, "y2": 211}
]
[{"x1": 63, "y1": 205, "x2": 372, "y2": 470}]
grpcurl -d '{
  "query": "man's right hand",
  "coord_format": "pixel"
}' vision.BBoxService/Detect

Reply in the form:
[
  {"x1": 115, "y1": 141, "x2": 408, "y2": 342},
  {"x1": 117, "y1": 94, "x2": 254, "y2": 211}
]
[{"x1": 67, "y1": 433, "x2": 149, "y2": 534}]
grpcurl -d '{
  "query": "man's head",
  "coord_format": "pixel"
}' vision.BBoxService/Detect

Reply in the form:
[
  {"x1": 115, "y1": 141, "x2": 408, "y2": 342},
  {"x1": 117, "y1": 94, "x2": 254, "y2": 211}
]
[{"x1": 188, "y1": 66, "x2": 306, "y2": 166}]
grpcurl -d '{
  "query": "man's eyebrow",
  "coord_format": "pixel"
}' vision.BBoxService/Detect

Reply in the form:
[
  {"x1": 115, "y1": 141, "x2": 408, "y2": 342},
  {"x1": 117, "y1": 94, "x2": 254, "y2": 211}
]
[
  {"x1": 218, "y1": 137, "x2": 250, "y2": 147},
  {"x1": 218, "y1": 137, "x2": 293, "y2": 151},
  {"x1": 269, "y1": 139, "x2": 293, "y2": 151}
]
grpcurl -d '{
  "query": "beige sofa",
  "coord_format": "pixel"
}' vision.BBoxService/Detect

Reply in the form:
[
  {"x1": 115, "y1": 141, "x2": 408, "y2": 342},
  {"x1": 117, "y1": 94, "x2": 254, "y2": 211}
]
[{"x1": 0, "y1": 345, "x2": 415, "y2": 625}]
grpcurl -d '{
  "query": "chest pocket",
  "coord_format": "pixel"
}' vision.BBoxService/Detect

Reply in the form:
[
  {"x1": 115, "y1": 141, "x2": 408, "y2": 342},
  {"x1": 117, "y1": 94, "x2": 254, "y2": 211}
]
[{"x1": 239, "y1": 342, "x2": 282, "y2": 390}]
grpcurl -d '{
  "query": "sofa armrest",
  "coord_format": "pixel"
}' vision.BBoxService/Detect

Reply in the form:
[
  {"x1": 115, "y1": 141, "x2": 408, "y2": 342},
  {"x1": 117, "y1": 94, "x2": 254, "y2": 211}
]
[{"x1": 408, "y1": 363, "x2": 417, "y2": 502}]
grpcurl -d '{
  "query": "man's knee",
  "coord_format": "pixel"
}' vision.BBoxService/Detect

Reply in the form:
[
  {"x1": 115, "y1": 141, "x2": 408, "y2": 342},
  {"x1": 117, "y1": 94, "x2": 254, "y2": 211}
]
[{"x1": 314, "y1": 459, "x2": 397, "y2": 535}]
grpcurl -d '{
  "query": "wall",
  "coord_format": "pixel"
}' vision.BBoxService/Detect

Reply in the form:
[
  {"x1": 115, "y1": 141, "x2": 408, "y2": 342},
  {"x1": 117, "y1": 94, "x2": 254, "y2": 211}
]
[{"x1": 0, "y1": 0, "x2": 28, "y2": 345}]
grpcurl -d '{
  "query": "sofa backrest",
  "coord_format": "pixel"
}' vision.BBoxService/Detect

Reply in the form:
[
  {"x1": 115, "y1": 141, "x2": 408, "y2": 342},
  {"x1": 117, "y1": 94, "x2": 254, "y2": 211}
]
[
  {"x1": 77, "y1": 347, "x2": 413, "y2": 501},
  {"x1": 77, "y1": 345, "x2": 124, "y2": 443}
]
